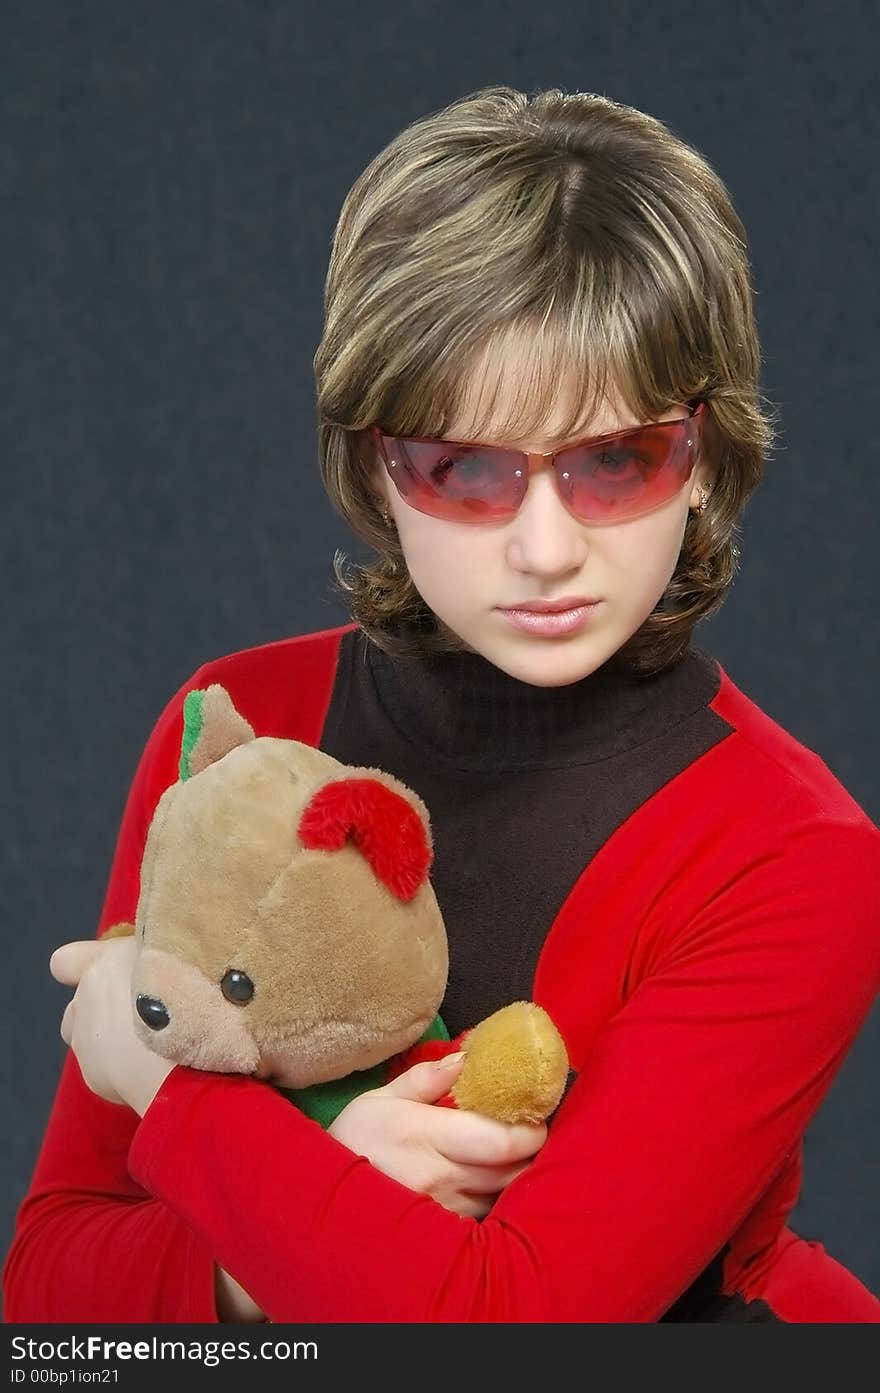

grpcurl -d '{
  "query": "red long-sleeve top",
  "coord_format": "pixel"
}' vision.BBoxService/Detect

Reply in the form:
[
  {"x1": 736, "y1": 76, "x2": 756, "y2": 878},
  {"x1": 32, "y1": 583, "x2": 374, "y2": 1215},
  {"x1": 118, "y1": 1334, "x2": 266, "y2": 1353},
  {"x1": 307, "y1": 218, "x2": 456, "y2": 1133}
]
[{"x1": 5, "y1": 622, "x2": 880, "y2": 1322}]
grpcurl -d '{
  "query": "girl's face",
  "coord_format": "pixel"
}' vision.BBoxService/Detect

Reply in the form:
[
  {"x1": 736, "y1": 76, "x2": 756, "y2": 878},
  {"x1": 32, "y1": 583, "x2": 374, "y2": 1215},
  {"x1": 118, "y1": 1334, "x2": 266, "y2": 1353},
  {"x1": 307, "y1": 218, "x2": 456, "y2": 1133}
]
[{"x1": 373, "y1": 363, "x2": 715, "y2": 688}]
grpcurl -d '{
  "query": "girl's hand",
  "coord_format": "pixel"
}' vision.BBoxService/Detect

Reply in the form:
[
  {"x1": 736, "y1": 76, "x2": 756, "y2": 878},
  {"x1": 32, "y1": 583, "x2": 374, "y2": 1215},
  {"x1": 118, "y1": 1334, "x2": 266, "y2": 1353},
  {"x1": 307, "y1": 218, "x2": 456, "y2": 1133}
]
[
  {"x1": 328, "y1": 1054, "x2": 547, "y2": 1218},
  {"x1": 50, "y1": 938, "x2": 266, "y2": 1322},
  {"x1": 49, "y1": 937, "x2": 174, "y2": 1116}
]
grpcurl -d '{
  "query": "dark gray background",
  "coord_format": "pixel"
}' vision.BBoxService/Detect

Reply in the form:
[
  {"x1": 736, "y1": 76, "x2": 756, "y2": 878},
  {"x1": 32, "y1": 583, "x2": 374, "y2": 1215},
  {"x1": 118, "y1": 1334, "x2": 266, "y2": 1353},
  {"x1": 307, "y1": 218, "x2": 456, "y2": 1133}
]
[{"x1": 4, "y1": 1, "x2": 878, "y2": 1300}]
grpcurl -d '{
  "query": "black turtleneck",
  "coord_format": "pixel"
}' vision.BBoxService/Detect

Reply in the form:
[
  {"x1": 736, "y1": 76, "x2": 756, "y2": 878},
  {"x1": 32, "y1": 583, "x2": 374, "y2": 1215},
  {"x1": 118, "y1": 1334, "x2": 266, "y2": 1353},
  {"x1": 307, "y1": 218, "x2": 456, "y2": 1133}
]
[
  {"x1": 319, "y1": 626, "x2": 731, "y2": 1039},
  {"x1": 365, "y1": 632, "x2": 720, "y2": 772}
]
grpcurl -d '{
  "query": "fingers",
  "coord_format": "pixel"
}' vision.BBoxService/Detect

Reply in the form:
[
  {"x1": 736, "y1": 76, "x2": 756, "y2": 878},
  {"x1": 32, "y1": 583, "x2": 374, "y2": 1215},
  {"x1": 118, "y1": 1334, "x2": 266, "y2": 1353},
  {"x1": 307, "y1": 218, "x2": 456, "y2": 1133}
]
[
  {"x1": 49, "y1": 940, "x2": 107, "y2": 987},
  {"x1": 380, "y1": 1053, "x2": 467, "y2": 1105},
  {"x1": 60, "y1": 997, "x2": 76, "y2": 1046},
  {"x1": 430, "y1": 1109, "x2": 548, "y2": 1167},
  {"x1": 380, "y1": 1057, "x2": 548, "y2": 1165},
  {"x1": 446, "y1": 1159, "x2": 532, "y2": 1196},
  {"x1": 433, "y1": 1166, "x2": 532, "y2": 1219}
]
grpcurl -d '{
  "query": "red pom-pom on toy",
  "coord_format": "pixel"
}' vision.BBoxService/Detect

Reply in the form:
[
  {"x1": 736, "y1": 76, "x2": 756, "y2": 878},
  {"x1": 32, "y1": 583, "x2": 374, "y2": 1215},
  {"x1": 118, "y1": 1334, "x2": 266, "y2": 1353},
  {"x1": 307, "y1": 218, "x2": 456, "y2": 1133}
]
[{"x1": 298, "y1": 777, "x2": 432, "y2": 901}]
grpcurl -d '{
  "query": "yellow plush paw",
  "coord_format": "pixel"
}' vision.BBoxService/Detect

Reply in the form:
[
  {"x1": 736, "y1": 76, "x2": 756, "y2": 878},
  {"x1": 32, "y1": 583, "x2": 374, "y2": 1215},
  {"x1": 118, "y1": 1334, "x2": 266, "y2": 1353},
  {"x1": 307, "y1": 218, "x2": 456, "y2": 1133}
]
[{"x1": 451, "y1": 1001, "x2": 569, "y2": 1124}]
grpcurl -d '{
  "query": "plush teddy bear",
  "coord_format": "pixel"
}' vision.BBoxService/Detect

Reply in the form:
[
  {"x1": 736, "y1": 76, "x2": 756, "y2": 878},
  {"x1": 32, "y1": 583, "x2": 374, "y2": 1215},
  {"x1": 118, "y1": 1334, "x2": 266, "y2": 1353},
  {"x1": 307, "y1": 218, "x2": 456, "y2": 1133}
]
[{"x1": 103, "y1": 683, "x2": 569, "y2": 1129}]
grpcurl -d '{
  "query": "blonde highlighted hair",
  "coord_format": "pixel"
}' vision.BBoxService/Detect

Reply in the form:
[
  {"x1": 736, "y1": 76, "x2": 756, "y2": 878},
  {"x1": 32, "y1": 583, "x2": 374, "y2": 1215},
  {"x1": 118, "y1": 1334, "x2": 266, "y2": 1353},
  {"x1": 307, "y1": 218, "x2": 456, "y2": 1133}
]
[{"x1": 313, "y1": 84, "x2": 777, "y2": 674}]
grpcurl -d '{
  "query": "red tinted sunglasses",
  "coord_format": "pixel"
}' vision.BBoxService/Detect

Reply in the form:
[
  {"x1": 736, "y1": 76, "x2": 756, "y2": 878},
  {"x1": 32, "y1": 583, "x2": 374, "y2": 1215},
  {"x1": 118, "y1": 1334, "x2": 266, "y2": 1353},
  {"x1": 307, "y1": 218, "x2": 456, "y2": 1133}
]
[{"x1": 371, "y1": 400, "x2": 705, "y2": 525}]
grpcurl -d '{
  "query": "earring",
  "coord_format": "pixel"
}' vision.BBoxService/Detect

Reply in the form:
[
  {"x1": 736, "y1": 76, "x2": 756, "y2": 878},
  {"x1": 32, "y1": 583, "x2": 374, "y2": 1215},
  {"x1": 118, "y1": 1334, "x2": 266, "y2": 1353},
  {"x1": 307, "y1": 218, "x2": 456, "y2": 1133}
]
[
  {"x1": 694, "y1": 486, "x2": 711, "y2": 515},
  {"x1": 380, "y1": 506, "x2": 393, "y2": 528}
]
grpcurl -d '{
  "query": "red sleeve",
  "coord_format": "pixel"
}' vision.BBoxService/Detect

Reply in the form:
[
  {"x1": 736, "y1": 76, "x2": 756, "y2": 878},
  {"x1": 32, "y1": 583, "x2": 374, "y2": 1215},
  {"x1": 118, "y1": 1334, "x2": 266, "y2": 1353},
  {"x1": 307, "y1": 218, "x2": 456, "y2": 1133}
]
[
  {"x1": 2, "y1": 665, "x2": 225, "y2": 1323},
  {"x1": 125, "y1": 818, "x2": 880, "y2": 1322}
]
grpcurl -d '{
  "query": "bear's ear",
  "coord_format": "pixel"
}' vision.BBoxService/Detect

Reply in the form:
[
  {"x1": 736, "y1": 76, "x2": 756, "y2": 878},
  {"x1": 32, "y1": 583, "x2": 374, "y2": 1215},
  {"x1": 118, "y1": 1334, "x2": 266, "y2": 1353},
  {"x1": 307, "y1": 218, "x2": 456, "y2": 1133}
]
[
  {"x1": 298, "y1": 773, "x2": 432, "y2": 902},
  {"x1": 179, "y1": 684, "x2": 255, "y2": 780}
]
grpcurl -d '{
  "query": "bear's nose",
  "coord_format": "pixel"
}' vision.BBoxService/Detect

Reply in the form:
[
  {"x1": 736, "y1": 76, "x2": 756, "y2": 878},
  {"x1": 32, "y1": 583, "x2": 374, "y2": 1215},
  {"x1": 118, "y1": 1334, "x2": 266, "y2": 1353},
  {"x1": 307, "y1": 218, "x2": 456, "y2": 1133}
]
[{"x1": 136, "y1": 995, "x2": 170, "y2": 1031}]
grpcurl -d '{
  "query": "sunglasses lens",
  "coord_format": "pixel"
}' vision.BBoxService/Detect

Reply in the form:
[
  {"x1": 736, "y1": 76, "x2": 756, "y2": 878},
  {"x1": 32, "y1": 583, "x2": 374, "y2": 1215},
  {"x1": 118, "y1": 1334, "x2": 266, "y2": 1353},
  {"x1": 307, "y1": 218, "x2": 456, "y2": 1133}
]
[
  {"x1": 382, "y1": 441, "x2": 524, "y2": 521},
  {"x1": 379, "y1": 411, "x2": 701, "y2": 524},
  {"x1": 557, "y1": 417, "x2": 698, "y2": 522}
]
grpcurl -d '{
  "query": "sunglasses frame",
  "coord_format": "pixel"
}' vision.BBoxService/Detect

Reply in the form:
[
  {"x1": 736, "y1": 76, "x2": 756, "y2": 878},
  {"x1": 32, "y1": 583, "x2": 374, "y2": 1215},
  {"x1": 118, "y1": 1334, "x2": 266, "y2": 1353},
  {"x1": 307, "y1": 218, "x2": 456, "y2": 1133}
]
[{"x1": 370, "y1": 399, "x2": 706, "y2": 525}]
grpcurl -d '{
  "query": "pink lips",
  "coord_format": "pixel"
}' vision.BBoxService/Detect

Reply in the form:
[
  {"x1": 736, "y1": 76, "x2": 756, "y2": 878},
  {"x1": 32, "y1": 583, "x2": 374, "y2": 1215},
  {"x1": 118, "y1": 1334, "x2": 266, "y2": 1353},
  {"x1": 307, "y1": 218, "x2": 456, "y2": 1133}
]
[
  {"x1": 497, "y1": 599, "x2": 602, "y2": 637},
  {"x1": 502, "y1": 596, "x2": 601, "y2": 613}
]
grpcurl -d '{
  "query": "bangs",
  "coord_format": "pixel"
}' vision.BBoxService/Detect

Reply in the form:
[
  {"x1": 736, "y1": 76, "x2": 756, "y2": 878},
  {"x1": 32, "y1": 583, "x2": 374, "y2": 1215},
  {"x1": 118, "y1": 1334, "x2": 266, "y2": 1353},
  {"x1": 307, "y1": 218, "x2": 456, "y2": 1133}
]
[{"x1": 380, "y1": 291, "x2": 702, "y2": 451}]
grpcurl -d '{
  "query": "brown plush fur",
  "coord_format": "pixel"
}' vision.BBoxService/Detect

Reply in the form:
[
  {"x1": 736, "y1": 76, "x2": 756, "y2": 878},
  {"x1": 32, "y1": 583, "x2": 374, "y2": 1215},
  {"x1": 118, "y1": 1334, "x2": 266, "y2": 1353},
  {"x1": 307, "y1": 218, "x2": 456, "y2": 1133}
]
[
  {"x1": 108, "y1": 684, "x2": 569, "y2": 1118},
  {"x1": 188, "y1": 685, "x2": 257, "y2": 775}
]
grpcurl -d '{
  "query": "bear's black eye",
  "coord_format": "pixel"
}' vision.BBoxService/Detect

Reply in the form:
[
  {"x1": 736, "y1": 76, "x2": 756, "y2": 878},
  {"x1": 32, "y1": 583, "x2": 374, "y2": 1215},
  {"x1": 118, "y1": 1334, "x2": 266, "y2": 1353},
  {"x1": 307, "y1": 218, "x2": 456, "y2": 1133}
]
[{"x1": 221, "y1": 969, "x2": 254, "y2": 1005}]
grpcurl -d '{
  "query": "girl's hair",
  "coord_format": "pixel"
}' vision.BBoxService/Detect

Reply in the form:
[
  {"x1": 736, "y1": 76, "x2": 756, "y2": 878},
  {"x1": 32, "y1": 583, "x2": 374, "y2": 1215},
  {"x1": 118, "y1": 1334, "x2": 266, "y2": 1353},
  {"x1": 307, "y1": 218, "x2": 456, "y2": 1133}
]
[{"x1": 313, "y1": 85, "x2": 777, "y2": 675}]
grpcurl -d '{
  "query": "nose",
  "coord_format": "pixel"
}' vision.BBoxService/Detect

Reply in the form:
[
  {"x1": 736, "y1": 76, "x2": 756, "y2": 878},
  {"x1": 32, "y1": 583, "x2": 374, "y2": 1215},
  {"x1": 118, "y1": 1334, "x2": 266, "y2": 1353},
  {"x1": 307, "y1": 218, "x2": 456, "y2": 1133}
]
[
  {"x1": 504, "y1": 466, "x2": 589, "y2": 577},
  {"x1": 136, "y1": 994, "x2": 171, "y2": 1031}
]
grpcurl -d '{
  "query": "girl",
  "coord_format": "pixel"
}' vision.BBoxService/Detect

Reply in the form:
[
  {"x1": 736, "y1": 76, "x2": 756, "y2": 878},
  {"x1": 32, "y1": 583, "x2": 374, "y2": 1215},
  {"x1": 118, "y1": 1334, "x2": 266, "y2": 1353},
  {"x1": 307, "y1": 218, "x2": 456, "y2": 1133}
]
[{"x1": 5, "y1": 85, "x2": 879, "y2": 1323}]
